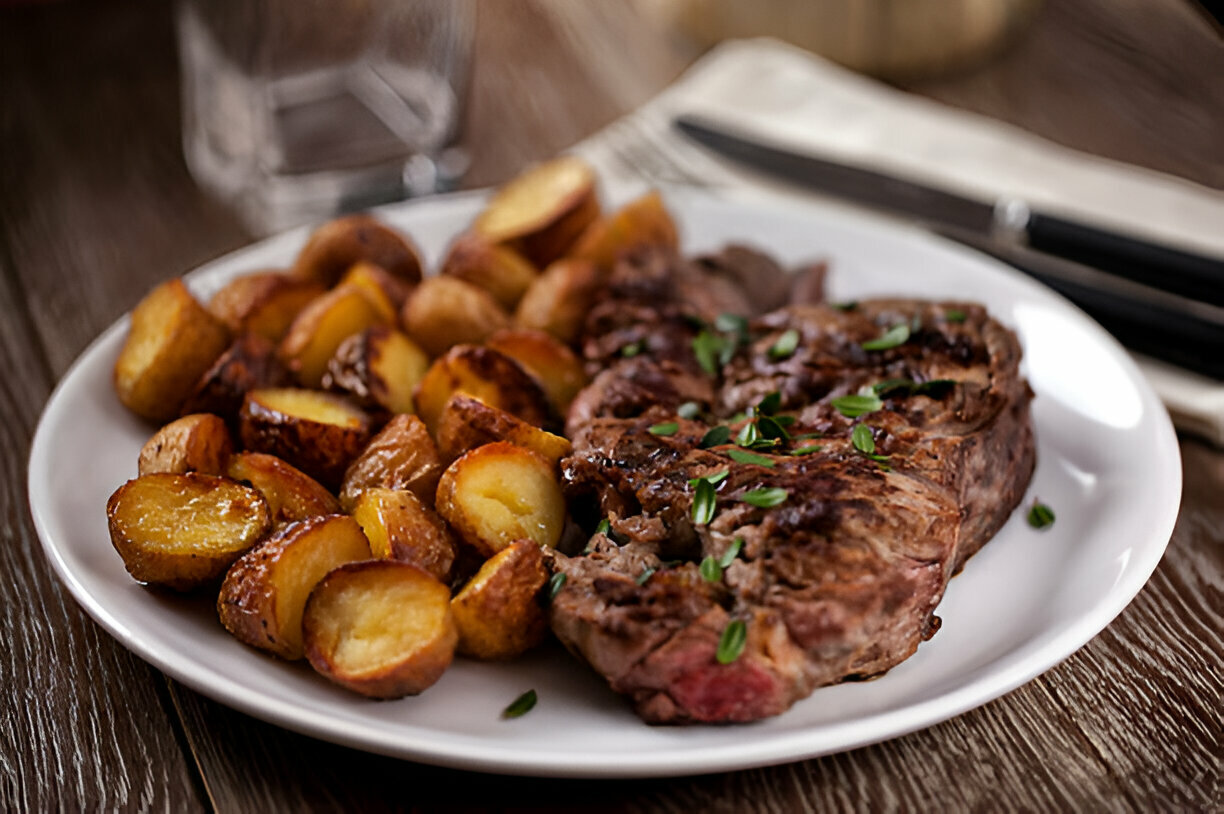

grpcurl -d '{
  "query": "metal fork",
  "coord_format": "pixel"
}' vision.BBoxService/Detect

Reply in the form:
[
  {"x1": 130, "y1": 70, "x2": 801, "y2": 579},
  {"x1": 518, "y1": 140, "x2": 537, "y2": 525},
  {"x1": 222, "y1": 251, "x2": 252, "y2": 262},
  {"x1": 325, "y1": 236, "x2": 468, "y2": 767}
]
[{"x1": 603, "y1": 113, "x2": 716, "y2": 189}]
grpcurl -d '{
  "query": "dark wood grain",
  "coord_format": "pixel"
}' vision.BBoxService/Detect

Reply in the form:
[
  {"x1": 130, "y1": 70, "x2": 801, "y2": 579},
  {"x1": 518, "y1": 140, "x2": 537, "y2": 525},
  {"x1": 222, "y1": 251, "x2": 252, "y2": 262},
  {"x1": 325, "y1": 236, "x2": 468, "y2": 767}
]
[{"x1": 2, "y1": 0, "x2": 1221, "y2": 811}]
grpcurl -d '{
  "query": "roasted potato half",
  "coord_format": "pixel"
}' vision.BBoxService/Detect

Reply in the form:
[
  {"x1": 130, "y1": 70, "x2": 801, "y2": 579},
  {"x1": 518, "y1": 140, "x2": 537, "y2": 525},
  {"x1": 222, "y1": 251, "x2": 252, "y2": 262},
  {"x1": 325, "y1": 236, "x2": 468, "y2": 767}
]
[
  {"x1": 413, "y1": 345, "x2": 554, "y2": 438},
  {"x1": 472, "y1": 155, "x2": 600, "y2": 267},
  {"x1": 207, "y1": 271, "x2": 325, "y2": 342},
  {"x1": 513, "y1": 258, "x2": 601, "y2": 345},
  {"x1": 485, "y1": 328, "x2": 586, "y2": 414},
  {"x1": 226, "y1": 451, "x2": 340, "y2": 525},
  {"x1": 436, "y1": 393, "x2": 571, "y2": 467},
  {"x1": 338, "y1": 414, "x2": 444, "y2": 510},
  {"x1": 279, "y1": 284, "x2": 389, "y2": 388},
  {"x1": 321, "y1": 326, "x2": 429, "y2": 416},
  {"x1": 338, "y1": 261, "x2": 410, "y2": 324},
  {"x1": 350, "y1": 487, "x2": 456, "y2": 582},
  {"x1": 439, "y1": 233, "x2": 539, "y2": 311},
  {"x1": 114, "y1": 278, "x2": 232, "y2": 422},
  {"x1": 451, "y1": 540, "x2": 549, "y2": 660},
  {"x1": 138, "y1": 413, "x2": 233, "y2": 476},
  {"x1": 180, "y1": 333, "x2": 293, "y2": 425},
  {"x1": 218, "y1": 514, "x2": 371, "y2": 660},
  {"x1": 107, "y1": 472, "x2": 271, "y2": 591},
  {"x1": 435, "y1": 442, "x2": 566, "y2": 558},
  {"x1": 303, "y1": 560, "x2": 457, "y2": 699},
  {"x1": 240, "y1": 388, "x2": 372, "y2": 489},
  {"x1": 570, "y1": 189, "x2": 679, "y2": 272},
  {"x1": 400, "y1": 276, "x2": 511, "y2": 359},
  {"x1": 291, "y1": 214, "x2": 423, "y2": 288}
]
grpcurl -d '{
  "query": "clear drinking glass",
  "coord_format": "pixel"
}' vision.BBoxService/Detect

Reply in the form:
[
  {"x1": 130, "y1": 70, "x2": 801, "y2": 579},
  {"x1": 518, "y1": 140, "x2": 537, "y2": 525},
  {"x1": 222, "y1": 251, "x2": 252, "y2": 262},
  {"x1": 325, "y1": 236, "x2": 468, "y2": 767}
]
[{"x1": 176, "y1": 0, "x2": 475, "y2": 235}]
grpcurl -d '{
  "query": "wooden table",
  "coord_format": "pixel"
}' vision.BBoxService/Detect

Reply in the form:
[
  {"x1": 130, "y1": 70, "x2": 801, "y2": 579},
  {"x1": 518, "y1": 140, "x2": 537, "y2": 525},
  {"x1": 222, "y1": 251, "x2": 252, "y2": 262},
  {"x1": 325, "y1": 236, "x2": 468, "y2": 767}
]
[{"x1": 3, "y1": 1, "x2": 1220, "y2": 810}]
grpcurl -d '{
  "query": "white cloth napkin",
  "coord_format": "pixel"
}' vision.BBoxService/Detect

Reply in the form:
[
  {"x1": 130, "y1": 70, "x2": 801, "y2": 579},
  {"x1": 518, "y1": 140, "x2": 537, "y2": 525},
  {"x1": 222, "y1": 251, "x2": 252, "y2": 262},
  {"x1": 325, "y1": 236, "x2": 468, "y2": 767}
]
[{"x1": 572, "y1": 38, "x2": 1224, "y2": 445}]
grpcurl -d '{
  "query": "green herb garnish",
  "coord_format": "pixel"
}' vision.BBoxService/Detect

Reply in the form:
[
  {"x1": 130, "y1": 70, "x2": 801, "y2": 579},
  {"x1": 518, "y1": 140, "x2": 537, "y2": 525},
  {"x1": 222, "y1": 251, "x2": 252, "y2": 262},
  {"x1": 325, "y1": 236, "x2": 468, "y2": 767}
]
[
  {"x1": 831, "y1": 393, "x2": 883, "y2": 417},
  {"x1": 503, "y1": 689, "x2": 538, "y2": 719},
  {"x1": 677, "y1": 401, "x2": 701, "y2": 420},
  {"x1": 851, "y1": 424, "x2": 876, "y2": 454},
  {"x1": 769, "y1": 328, "x2": 800, "y2": 360},
  {"x1": 726, "y1": 448, "x2": 776, "y2": 467},
  {"x1": 739, "y1": 487, "x2": 788, "y2": 508},
  {"x1": 547, "y1": 572, "x2": 567, "y2": 600},
  {"x1": 715, "y1": 313, "x2": 750, "y2": 338},
  {"x1": 735, "y1": 421, "x2": 760, "y2": 447},
  {"x1": 700, "y1": 425, "x2": 732, "y2": 448},
  {"x1": 595, "y1": 519, "x2": 611, "y2": 537},
  {"x1": 873, "y1": 378, "x2": 956, "y2": 398},
  {"x1": 756, "y1": 415, "x2": 791, "y2": 441},
  {"x1": 692, "y1": 478, "x2": 718, "y2": 525},
  {"x1": 832, "y1": 301, "x2": 859, "y2": 311},
  {"x1": 699, "y1": 556, "x2": 722, "y2": 582},
  {"x1": 648, "y1": 421, "x2": 679, "y2": 436},
  {"x1": 636, "y1": 567, "x2": 656, "y2": 585},
  {"x1": 719, "y1": 538, "x2": 743, "y2": 568},
  {"x1": 692, "y1": 330, "x2": 724, "y2": 376},
  {"x1": 1027, "y1": 500, "x2": 1055, "y2": 529},
  {"x1": 620, "y1": 341, "x2": 643, "y2": 358},
  {"x1": 945, "y1": 309, "x2": 967, "y2": 323},
  {"x1": 756, "y1": 391, "x2": 782, "y2": 415},
  {"x1": 790, "y1": 444, "x2": 823, "y2": 455},
  {"x1": 716, "y1": 620, "x2": 748, "y2": 664},
  {"x1": 861, "y1": 323, "x2": 911, "y2": 351},
  {"x1": 793, "y1": 432, "x2": 823, "y2": 440},
  {"x1": 688, "y1": 468, "x2": 729, "y2": 487}
]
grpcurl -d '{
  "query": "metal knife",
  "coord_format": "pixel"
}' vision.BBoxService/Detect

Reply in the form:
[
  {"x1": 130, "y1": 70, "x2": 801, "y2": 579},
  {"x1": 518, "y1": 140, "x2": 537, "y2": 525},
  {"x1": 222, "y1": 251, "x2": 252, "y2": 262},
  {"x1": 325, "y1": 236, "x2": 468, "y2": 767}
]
[{"x1": 674, "y1": 114, "x2": 1224, "y2": 378}]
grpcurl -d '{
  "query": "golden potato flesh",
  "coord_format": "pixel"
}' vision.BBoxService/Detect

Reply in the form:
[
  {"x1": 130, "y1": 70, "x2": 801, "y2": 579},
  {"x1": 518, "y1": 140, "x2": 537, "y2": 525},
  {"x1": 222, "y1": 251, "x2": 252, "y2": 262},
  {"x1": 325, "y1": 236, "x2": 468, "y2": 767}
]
[
  {"x1": 138, "y1": 413, "x2": 233, "y2": 476},
  {"x1": 290, "y1": 214, "x2": 423, "y2": 288},
  {"x1": 440, "y1": 233, "x2": 539, "y2": 311},
  {"x1": 350, "y1": 487, "x2": 456, "y2": 582},
  {"x1": 485, "y1": 328, "x2": 587, "y2": 414},
  {"x1": 338, "y1": 413, "x2": 443, "y2": 510},
  {"x1": 303, "y1": 560, "x2": 457, "y2": 699},
  {"x1": 240, "y1": 388, "x2": 372, "y2": 490},
  {"x1": 570, "y1": 189, "x2": 679, "y2": 272},
  {"x1": 114, "y1": 278, "x2": 232, "y2": 422},
  {"x1": 321, "y1": 326, "x2": 429, "y2": 416},
  {"x1": 180, "y1": 333, "x2": 293, "y2": 425},
  {"x1": 226, "y1": 451, "x2": 340, "y2": 525},
  {"x1": 473, "y1": 156, "x2": 600, "y2": 266},
  {"x1": 513, "y1": 258, "x2": 601, "y2": 346},
  {"x1": 207, "y1": 271, "x2": 325, "y2": 342},
  {"x1": 435, "y1": 442, "x2": 566, "y2": 558},
  {"x1": 218, "y1": 514, "x2": 371, "y2": 660},
  {"x1": 279, "y1": 284, "x2": 389, "y2": 388},
  {"x1": 436, "y1": 393, "x2": 571, "y2": 467},
  {"x1": 107, "y1": 472, "x2": 271, "y2": 591},
  {"x1": 451, "y1": 540, "x2": 548, "y2": 660},
  {"x1": 400, "y1": 276, "x2": 511, "y2": 359},
  {"x1": 338, "y1": 261, "x2": 410, "y2": 324},
  {"x1": 413, "y1": 345, "x2": 554, "y2": 438}
]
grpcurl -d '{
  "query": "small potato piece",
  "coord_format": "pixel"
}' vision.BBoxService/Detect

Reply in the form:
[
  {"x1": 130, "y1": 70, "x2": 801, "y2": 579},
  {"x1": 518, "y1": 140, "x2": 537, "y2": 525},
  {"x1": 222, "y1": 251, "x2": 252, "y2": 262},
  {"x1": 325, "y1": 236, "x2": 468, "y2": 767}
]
[
  {"x1": 322, "y1": 326, "x2": 429, "y2": 416},
  {"x1": 114, "y1": 279, "x2": 232, "y2": 422},
  {"x1": 413, "y1": 345, "x2": 554, "y2": 437},
  {"x1": 435, "y1": 441, "x2": 566, "y2": 558},
  {"x1": 279, "y1": 284, "x2": 389, "y2": 388},
  {"x1": 219, "y1": 514, "x2": 372, "y2": 660},
  {"x1": 226, "y1": 451, "x2": 340, "y2": 525},
  {"x1": 485, "y1": 329, "x2": 586, "y2": 414},
  {"x1": 473, "y1": 156, "x2": 600, "y2": 267},
  {"x1": 570, "y1": 190, "x2": 679, "y2": 272},
  {"x1": 303, "y1": 560, "x2": 457, "y2": 699},
  {"x1": 338, "y1": 261, "x2": 410, "y2": 324},
  {"x1": 400, "y1": 277, "x2": 511, "y2": 359},
  {"x1": 436, "y1": 394, "x2": 571, "y2": 466},
  {"x1": 240, "y1": 388, "x2": 372, "y2": 489},
  {"x1": 451, "y1": 540, "x2": 548, "y2": 660},
  {"x1": 439, "y1": 233, "x2": 539, "y2": 311},
  {"x1": 138, "y1": 413, "x2": 233, "y2": 476},
  {"x1": 107, "y1": 473, "x2": 271, "y2": 591},
  {"x1": 180, "y1": 333, "x2": 293, "y2": 425},
  {"x1": 513, "y1": 258, "x2": 601, "y2": 345},
  {"x1": 207, "y1": 271, "x2": 326, "y2": 342},
  {"x1": 338, "y1": 414, "x2": 443, "y2": 510},
  {"x1": 350, "y1": 488, "x2": 456, "y2": 582},
  {"x1": 291, "y1": 214, "x2": 423, "y2": 287}
]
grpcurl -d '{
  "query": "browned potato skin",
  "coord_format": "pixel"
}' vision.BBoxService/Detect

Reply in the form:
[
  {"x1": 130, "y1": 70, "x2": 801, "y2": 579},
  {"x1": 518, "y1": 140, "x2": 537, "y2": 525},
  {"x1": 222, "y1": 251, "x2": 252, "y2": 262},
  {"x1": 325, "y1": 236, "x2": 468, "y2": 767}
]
[
  {"x1": 413, "y1": 345, "x2": 555, "y2": 438},
  {"x1": 218, "y1": 514, "x2": 371, "y2": 660},
  {"x1": 338, "y1": 261, "x2": 410, "y2": 324},
  {"x1": 239, "y1": 389, "x2": 372, "y2": 490},
  {"x1": 513, "y1": 258, "x2": 601, "y2": 346},
  {"x1": 180, "y1": 333, "x2": 293, "y2": 425},
  {"x1": 400, "y1": 276, "x2": 511, "y2": 359},
  {"x1": 290, "y1": 214, "x2": 423, "y2": 288},
  {"x1": 350, "y1": 487, "x2": 456, "y2": 582},
  {"x1": 338, "y1": 413, "x2": 443, "y2": 510},
  {"x1": 302, "y1": 560, "x2": 457, "y2": 699},
  {"x1": 451, "y1": 540, "x2": 549, "y2": 660},
  {"x1": 107, "y1": 472, "x2": 272, "y2": 591},
  {"x1": 207, "y1": 271, "x2": 326, "y2": 342},
  {"x1": 114, "y1": 278, "x2": 232, "y2": 422},
  {"x1": 138, "y1": 413, "x2": 234, "y2": 476},
  {"x1": 436, "y1": 393, "x2": 571, "y2": 467},
  {"x1": 485, "y1": 328, "x2": 587, "y2": 414},
  {"x1": 439, "y1": 233, "x2": 539, "y2": 311},
  {"x1": 321, "y1": 326, "x2": 429, "y2": 417},
  {"x1": 279, "y1": 284, "x2": 389, "y2": 388},
  {"x1": 226, "y1": 451, "x2": 340, "y2": 525},
  {"x1": 570, "y1": 189, "x2": 679, "y2": 272}
]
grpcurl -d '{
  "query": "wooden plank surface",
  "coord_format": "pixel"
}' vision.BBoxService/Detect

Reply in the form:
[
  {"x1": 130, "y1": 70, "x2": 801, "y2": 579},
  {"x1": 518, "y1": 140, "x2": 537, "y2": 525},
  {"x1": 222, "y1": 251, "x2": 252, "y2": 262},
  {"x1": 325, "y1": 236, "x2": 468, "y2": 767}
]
[{"x1": 1, "y1": 0, "x2": 1220, "y2": 811}]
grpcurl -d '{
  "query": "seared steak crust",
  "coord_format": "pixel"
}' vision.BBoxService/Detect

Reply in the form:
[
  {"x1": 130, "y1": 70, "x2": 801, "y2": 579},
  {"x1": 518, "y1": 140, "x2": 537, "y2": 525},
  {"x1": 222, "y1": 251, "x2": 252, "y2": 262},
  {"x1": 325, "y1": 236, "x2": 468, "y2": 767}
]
[{"x1": 551, "y1": 247, "x2": 1035, "y2": 724}]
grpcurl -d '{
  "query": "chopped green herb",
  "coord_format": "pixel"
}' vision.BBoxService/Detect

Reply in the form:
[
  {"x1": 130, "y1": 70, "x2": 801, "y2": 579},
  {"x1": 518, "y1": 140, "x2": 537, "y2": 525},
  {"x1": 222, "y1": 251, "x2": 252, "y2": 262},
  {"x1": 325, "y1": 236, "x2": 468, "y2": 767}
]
[
  {"x1": 688, "y1": 468, "x2": 729, "y2": 487},
  {"x1": 715, "y1": 313, "x2": 750, "y2": 337},
  {"x1": 502, "y1": 689, "x2": 538, "y2": 719},
  {"x1": 648, "y1": 421, "x2": 679, "y2": 436},
  {"x1": 861, "y1": 323, "x2": 911, "y2": 351},
  {"x1": 547, "y1": 572, "x2": 567, "y2": 600},
  {"x1": 831, "y1": 393, "x2": 883, "y2": 417},
  {"x1": 727, "y1": 411, "x2": 750, "y2": 423},
  {"x1": 718, "y1": 538, "x2": 743, "y2": 568},
  {"x1": 769, "y1": 328, "x2": 800, "y2": 360},
  {"x1": 595, "y1": 519, "x2": 611, "y2": 536},
  {"x1": 790, "y1": 444, "x2": 824, "y2": 455},
  {"x1": 851, "y1": 424, "x2": 876, "y2": 454},
  {"x1": 873, "y1": 378, "x2": 957, "y2": 398},
  {"x1": 757, "y1": 391, "x2": 782, "y2": 415},
  {"x1": 945, "y1": 309, "x2": 967, "y2": 323},
  {"x1": 620, "y1": 341, "x2": 643, "y2": 358},
  {"x1": 636, "y1": 567, "x2": 656, "y2": 585},
  {"x1": 1027, "y1": 500, "x2": 1055, "y2": 529},
  {"x1": 873, "y1": 378, "x2": 917, "y2": 396},
  {"x1": 793, "y1": 432, "x2": 823, "y2": 441},
  {"x1": 716, "y1": 620, "x2": 748, "y2": 664},
  {"x1": 699, "y1": 556, "x2": 722, "y2": 582},
  {"x1": 677, "y1": 401, "x2": 701, "y2": 420},
  {"x1": 692, "y1": 478, "x2": 717, "y2": 525},
  {"x1": 692, "y1": 330, "x2": 725, "y2": 376},
  {"x1": 700, "y1": 425, "x2": 732, "y2": 448},
  {"x1": 756, "y1": 415, "x2": 791, "y2": 441},
  {"x1": 772, "y1": 415, "x2": 796, "y2": 427},
  {"x1": 735, "y1": 421, "x2": 760, "y2": 447},
  {"x1": 739, "y1": 487, "x2": 788, "y2": 508},
  {"x1": 726, "y1": 448, "x2": 776, "y2": 467},
  {"x1": 832, "y1": 301, "x2": 859, "y2": 311}
]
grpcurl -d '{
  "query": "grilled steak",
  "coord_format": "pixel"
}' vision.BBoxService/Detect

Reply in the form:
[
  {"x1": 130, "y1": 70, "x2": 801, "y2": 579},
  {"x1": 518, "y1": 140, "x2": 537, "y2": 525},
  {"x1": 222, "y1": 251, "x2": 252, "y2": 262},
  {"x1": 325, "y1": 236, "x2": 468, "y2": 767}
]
[{"x1": 550, "y1": 246, "x2": 1035, "y2": 724}]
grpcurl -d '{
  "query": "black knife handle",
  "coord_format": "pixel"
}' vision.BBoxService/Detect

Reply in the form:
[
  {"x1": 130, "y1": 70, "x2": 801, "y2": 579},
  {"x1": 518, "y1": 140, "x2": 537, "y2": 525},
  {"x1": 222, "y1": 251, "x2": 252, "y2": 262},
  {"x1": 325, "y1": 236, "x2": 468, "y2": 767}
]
[{"x1": 1026, "y1": 212, "x2": 1224, "y2": 307}]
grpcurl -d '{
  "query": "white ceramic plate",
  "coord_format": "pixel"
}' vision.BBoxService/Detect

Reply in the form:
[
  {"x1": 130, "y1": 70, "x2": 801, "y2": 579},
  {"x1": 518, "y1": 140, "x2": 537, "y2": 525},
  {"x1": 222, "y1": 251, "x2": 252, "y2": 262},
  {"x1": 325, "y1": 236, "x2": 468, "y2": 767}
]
[{"x1": 29, "y1": 191, "x2": 1181, "y2": 778}]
